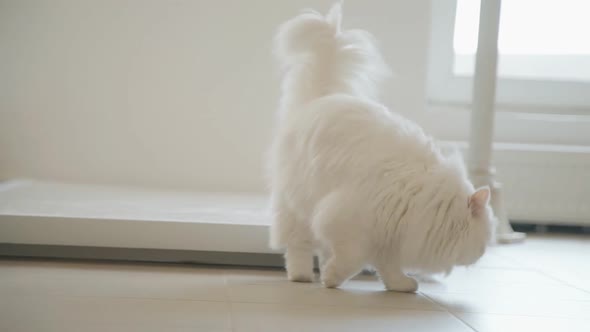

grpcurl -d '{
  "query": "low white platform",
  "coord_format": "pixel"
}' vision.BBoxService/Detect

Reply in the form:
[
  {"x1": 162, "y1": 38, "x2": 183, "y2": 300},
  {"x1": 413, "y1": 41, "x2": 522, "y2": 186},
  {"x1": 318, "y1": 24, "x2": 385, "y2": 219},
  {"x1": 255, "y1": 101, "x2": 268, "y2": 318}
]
[{"x1": 0, "y1": 180, "x2": 273, "y2": 253}]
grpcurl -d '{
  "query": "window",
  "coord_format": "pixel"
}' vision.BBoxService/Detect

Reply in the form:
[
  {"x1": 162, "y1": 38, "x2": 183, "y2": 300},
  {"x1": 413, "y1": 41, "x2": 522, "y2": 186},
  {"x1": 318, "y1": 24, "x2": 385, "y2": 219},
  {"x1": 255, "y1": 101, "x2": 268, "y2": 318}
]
[{"x1": 428, "y1": 0, "x2": 590, "y2": 113}]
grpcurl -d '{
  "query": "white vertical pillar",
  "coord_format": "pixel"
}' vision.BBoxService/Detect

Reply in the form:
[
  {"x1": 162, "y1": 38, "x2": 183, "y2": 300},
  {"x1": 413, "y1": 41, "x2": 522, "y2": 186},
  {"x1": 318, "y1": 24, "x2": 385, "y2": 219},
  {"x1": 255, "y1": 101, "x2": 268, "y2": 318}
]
[{"x1": 469, "y1": 0, "x2": 525, "y2": 243}]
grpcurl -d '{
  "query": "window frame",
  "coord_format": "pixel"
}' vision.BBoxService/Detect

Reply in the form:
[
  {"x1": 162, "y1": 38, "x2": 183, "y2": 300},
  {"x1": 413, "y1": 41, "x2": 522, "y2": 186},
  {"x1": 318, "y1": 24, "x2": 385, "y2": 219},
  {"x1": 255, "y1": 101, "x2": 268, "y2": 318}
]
[{"x1": 427, "y1": 0, "x2": 590, "y2": 115}]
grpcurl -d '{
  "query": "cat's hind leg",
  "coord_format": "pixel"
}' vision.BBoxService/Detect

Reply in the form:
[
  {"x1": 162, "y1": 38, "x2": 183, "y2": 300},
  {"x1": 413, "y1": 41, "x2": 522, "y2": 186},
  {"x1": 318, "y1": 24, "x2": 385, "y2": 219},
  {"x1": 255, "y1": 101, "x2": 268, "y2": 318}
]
[{"x1": 270, "y1": 196, "x2": 314, "y2": 282}]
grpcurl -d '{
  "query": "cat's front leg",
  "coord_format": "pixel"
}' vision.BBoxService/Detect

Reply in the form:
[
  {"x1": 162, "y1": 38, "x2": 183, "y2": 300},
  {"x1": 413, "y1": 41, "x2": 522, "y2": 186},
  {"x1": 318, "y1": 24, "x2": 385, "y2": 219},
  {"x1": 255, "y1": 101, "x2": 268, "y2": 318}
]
[
  {"x1": 316, "y1": 245, "x2": 332, "y2": 277},
  {"x1": 375, "y1": 260, "x2": 418, "y2": 293}
]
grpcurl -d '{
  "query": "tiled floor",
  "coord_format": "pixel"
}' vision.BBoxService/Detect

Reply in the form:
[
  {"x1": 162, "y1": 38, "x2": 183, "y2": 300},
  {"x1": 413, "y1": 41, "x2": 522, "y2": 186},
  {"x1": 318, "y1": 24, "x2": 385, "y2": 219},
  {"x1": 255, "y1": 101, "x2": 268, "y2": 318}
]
[{"x1": 1, "y1": 234, "x2": 589, "y2": 331}]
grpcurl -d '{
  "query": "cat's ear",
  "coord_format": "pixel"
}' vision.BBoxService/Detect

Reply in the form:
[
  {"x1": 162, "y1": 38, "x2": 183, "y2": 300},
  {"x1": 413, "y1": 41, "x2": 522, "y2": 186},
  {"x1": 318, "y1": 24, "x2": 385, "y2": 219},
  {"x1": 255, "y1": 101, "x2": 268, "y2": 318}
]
[{"x1": 469, "y1": 187, "x2": 490, "y2": 217}]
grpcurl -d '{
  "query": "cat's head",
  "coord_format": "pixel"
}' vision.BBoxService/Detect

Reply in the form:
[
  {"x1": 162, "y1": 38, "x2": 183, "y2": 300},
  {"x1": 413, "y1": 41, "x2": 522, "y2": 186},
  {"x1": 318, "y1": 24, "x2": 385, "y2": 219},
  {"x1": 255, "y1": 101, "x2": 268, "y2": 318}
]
[
  {"x1": 402, "y1": 165, "x2": 494, "y2": 274},
  {"x1": 451, "y1": 186, "x2": 494, "y2": 266}
]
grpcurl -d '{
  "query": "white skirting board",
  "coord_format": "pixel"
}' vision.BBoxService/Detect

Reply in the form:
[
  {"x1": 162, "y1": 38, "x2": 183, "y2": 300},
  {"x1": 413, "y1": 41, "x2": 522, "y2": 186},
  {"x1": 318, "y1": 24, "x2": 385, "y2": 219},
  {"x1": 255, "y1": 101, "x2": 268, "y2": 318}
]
[{"x1": 1, "y1": 142, "x2": 589, "y2": 252}]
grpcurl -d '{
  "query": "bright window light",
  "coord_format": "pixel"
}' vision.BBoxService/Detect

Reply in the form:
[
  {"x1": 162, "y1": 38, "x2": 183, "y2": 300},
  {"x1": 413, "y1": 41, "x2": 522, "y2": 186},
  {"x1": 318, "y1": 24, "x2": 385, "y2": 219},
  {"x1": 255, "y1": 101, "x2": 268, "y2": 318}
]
[{"x1": 453, "y1": 0, "x2": 590, "y2": 81}]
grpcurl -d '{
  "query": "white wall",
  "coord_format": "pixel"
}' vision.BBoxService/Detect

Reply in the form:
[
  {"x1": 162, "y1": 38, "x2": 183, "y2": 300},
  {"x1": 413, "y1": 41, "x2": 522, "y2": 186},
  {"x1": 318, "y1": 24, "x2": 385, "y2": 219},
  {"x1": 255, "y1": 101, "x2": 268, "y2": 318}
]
[{"x1": 0, "y1": 0, "x2": 432, "y2": 192}]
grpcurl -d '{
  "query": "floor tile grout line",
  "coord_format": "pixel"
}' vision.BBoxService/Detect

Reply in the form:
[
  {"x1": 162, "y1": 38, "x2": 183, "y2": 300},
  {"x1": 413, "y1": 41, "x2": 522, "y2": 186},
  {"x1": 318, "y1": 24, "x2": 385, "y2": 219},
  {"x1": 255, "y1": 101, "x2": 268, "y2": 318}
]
[
  {"x1": 421, "y1": 289, "x2": 590, "y2": 302},
  {"x1": 224, "y1": 300, "x2": 448, "y2": 312},
  {"x1": 451, "y1": 309, "x2": 590, "y2": 321},
  {"x1": 0, "y1": 293, "x2": 232, "y2": 303},
  {"x1": 489, "y1": 250, "x2": 534, "y2": 268},
  {"x1": 492, "y1": 251, "x2": 590, "y2": 295},
  {"x1": 416, "y1": 290, "x2": 449, "y2": 311},
  {"x1": 484, "y1": 249, "x2": 590, "y2": 295},
  {"x1": 422, "y1": 292, "x2": 590, "y2": 320},
  {"x1": 533, "y1": 269, "x2": 590, "y2": 296},
  {"x1": 222, "y1": 273, "x2": 236, "y2": 332},
  {"x1": 421, "y1": 293, "x2": 478, "y2": 332},
  {"x1": 448, "y1": 310, "x2": 590, "y2": 320}
]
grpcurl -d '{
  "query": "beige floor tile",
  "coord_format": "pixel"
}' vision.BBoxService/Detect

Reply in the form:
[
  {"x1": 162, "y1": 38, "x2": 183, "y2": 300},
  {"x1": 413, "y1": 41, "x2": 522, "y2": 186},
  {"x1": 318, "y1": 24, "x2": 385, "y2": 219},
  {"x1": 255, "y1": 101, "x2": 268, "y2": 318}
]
[
  {"x1": 1, "y1": 234, "x2": 588, "y2": 332},
  {"x1": 0, "y1": 295, "x2": 231, "y2": 332},
  {"x1": 492, "y1": 234, "x2": 590, "y2": 279},
  {"x1": 456, "y1": 312, "x2": 590, "y2": 332},
  {"x1": 230, "y1": 302, "x2": 473, "y2": 332},
  {"x1": 534, "y1": 268, "x2": 590, "y2": 293},
  {"x1": 439, "y1": 265, "x2": 563, "y2": 285},
  {"x1": 0, "y1": 260, "x2": 228, "y2": 301},
  {"x1": 426, "y1": 292, "x2": 590, "y2": 319},
  {"x1": 419, "y1": 267, "x2": 590, "y2": 301},
  {"x1": 469, "y1": 250, "x2": 522, "y2": 269},
  {"x1": 225, "y1": 269, "x2": 442, "y2": 310}
]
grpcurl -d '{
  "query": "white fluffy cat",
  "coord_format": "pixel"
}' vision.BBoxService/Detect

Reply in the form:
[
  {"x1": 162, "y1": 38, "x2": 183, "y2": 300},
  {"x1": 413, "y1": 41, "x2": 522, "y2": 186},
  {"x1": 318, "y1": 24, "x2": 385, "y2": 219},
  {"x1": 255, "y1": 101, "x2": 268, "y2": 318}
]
[{"x1": 268, "y1": 4, "x2": 493, "y2": 292}]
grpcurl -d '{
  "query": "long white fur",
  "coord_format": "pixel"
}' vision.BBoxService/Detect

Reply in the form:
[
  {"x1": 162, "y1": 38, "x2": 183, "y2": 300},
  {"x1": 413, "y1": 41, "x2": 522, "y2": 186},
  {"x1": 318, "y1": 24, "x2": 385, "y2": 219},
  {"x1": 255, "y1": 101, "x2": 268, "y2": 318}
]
[{"x1": 268, "y1": 3, "x2": 494, "y2": 292}]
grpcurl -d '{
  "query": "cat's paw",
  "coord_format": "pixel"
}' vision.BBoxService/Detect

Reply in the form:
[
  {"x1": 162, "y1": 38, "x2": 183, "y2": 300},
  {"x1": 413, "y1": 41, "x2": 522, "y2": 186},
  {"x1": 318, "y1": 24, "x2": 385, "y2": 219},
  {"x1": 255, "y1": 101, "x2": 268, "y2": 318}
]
[
  {"x1": 385, "y1": 277, "x2": 418, "y2": 293},
  {"x1": 288, "y1": 272, "x2": 314, "y2": 283},
  {"x1": 321, "y1": 268, "x2": 345, "y2": 288},
  {"x1": 321, "y1": 276, "x2": 342, "y2": 288}
]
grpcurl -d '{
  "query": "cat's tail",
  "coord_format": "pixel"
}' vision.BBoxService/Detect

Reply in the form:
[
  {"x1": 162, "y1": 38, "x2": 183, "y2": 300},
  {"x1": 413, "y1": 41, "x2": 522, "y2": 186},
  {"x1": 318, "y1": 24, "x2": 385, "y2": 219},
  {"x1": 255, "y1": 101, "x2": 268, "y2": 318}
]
[{"x1": 274, "y1": 3, "x2": 389, "y2": 111}]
